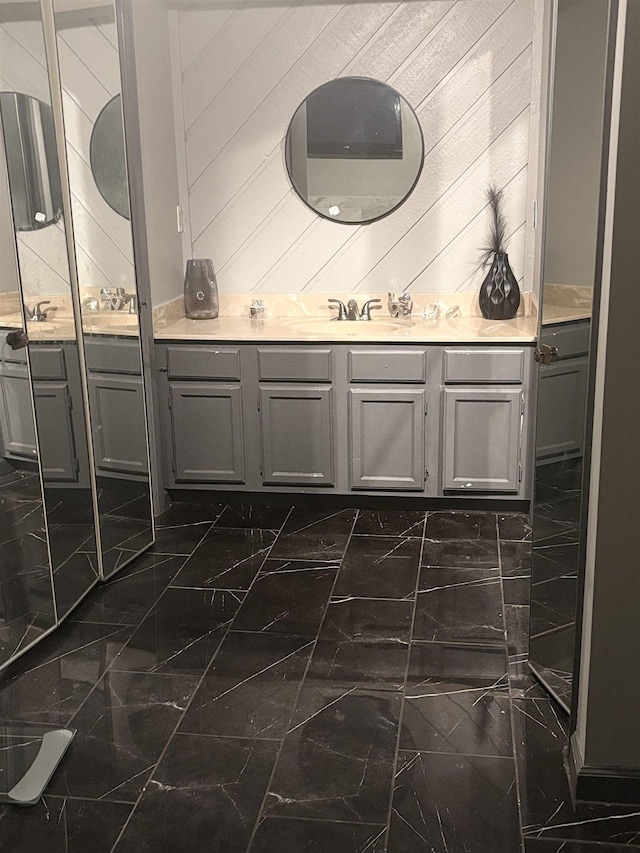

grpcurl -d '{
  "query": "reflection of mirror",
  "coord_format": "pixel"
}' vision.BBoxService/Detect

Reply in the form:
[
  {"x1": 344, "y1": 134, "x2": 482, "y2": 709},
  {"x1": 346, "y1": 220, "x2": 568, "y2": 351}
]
[
  {"x1": 530, "y1": 0, "x2": 611, "y2": 711},
  {"x1": 90, "y1": 94, "x2": 129, "y2": 220},
  {"x1": 0, "y1": 0, "x2": 98, "y2": 664},
  {"x1": 285, "y1": 77, "x2": 423, "y2": 224},
  {"x1": 52, "y1": 0, "x2": 153, "y2": 579},
  {"x1": 0, "y1": 92, "x2": 62, "y2": 231}
]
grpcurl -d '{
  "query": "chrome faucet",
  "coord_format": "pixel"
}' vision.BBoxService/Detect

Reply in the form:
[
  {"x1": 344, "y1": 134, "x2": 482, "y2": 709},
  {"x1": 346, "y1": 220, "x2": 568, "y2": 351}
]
[
  {"x1": 388, "y1": 292, "x2": 413, "y2": 318},
  {"x1": 100, "y1": 287, "x2": 135, "y2": 311},
  {"x1": 328, "y1": 298, "x2": 382, "y2": 321},
  {"x1": 25, "y1": 300, "x2": 57, "y2": 322}
]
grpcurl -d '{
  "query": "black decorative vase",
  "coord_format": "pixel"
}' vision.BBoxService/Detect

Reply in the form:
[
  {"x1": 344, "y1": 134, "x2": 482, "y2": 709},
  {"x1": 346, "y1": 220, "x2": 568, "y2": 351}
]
[
  {"x1": 478, "y1": 251, "x2": 521, "y2": 320},
  {"x1": 184, "y1": 258, "x2": 219, "y2": 320}
]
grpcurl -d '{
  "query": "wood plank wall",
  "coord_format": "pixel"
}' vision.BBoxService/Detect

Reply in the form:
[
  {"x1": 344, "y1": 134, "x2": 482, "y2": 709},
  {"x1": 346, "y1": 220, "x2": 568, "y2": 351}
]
[{"x1": 174, "y1": 0, "x2": 537, "y2": 295}]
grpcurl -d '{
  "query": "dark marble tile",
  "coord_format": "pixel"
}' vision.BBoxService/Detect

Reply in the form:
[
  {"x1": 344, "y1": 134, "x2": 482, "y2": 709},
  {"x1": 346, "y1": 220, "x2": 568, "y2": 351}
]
[
  {"x1": 71, "y1": 552, "x2": 186, "y2": 626},
  {"x1": 501, "y1": 540, "x2": 532, "y2": 576},
  {"x1": 251, "y1": 818, "x2": 387, "y2": 852},
  {"x1": 178, "y1": 631, "x2": 312, "y2": 739},
  {"x1": 532, "y1": 541, "x2": 580, "y2": 581},
  {"x1": 0, "y1": 528, "x2": 50, "y2": 579},
  {"x1": 259, "y1": 557, "x2": 343, "y2": 574},
  {"x1": 503, "y1": 574, "x2": 531, "y2": 606},
  {"x1": 171, "y1": 528, "x2": 276, "y2": 590},
  {"x1": 47, "y1": 671, "x2": 198, "y2": 801},
  {"x1": 0, "y1": 622, "x2": 132, "y2": 725},
  {"x1": 529, "y1": 625, "x2": 576, "y2": 676},
  {"x1": 514, "y1": 697, "x2": 640, "y2": 845},
  {"x1": 426, "y1": 511, "x2": 498, "y2": 541},
  {"x1": 421, "y1": 537, "x2": 500, "y2": 569},
  {"x1": 114, "y1": 734, "x2": 278, "y2": 853},
  {"x1": 265, "y1": 687, "x2": 401, "y2": 823},
  {"x1": 498, "y1": 512, "x2": 531, "y2": 541},
  {"x1": 269, "y1": 507, "x2": 357, "y2": 561},
  {"x1": 406, "y1": 642, "x2": 509, "y2": 693},
  {"x1": 352, "y1": 509, "x2": 425, "y2": 538},
  {"x1": 413, "y1": 568, "x2": 504, "y2": 645},
  {"x1": 0, "y1": 797, "x2": 131, "y2": 852},
  {"x1": 535, "y1": 495, "x2": 582, "y2": 527},
  {"x1": 530, "y1": 576, "x2": 577, "y2": 635},
  {"x1": 53, "y1": 549, "x2": 100, "y2": 621},
  {"x1": 214, "y1": 503, "x2": 291, "y2": 530},
  {"x1": 308, "y1": 638, "x2": 409, "y2": 691},
  {"x1": 111, "y1": 588, "x2": 244, "y2": 676},
  {"x1": 387, "y1": 751, "x2": 520, "y2": 853},
  {"x1": 0, "y1": 500, "x2": 45, "y2": 545},
  {"x1": 94, "y1": 515, "x2": 154, "y2": 553},
  {"x1": 401, "y1": 688, "x2": 512, "y2": 756},
  {"x1": 333, "y1": 535, "x2": 421, "y2": 600},
  {"x1": 133, "y1": 519, "x2": 211, "y2": 556},
  {"x1": 505, "y1": 604, "x2": 529, "y2": 676},
  {"x1": 155, "y1": 500, "x2": 225, "y2": 527},
  {"x1": 320, "y1": 597, "x2": 413, "y2": 644},
  {"x1": 232, "y1": 567, "x2": 337, "y2": 637},
  {"x1": 524, "y1": 840, "x2": 640, "y2": 852}
]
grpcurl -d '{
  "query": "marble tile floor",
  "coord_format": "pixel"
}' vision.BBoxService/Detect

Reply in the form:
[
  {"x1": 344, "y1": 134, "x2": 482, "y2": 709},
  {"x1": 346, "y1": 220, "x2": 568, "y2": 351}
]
[{"x1": 1, "y1": 502, "x2": 639, "y2": 852}]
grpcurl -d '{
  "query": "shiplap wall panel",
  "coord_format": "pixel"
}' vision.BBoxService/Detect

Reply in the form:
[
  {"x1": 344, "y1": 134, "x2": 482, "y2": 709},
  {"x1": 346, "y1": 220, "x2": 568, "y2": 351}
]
[
  {"x1": 243, "y1": 1, "x2": 532, "y2": 293},
  {"x1": 175, "y1": 0, "x2": 537, "y2": 295},
  {"x1": 187, "y1": 2, "x2": 398, "y2": 232}
]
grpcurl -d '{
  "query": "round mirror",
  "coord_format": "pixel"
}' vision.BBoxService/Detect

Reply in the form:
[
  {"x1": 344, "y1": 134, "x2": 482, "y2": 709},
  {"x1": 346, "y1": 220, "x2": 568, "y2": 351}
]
[
  {"x1": 285, "y1": 77, "x2": 423, "y2": 224},
  {"x1": 90, "y1": 94, "x2": 130, "y2": 219},
  {"x1": 0, "y1": 92, "x2": 62, "y2": 231}
]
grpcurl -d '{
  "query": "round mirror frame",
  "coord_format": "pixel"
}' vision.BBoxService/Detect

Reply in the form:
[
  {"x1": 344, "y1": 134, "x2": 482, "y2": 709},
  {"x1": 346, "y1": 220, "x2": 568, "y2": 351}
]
[
  {"x1": 90, "y1": 94, "x2": 130, "y2": 220},
  {"x1": 285, "y1": 77, "x2": 424, "y2": 225}
]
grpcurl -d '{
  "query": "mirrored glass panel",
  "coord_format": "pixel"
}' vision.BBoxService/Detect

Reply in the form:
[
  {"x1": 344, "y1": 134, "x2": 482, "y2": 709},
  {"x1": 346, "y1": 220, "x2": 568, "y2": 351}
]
[
  {"x1": 285, "y1": 77, "x2": 424, "y2": 224},
  {"x1": 52, "y1": 0, "x2": 153, "y2": 578},
  {"x1": 0, "y1": 0, "x2": 99, "y2": 657},
  {"x1": 530, "y1": 0, "x2": 611, "y2": 711}
]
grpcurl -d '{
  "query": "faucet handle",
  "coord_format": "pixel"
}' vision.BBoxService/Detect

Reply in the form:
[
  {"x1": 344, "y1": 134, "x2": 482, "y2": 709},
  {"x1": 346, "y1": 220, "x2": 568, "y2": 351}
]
[
  {"x1": 360, "y1": 299, "x2": 382, "y2": 320},
  {"x1": 328, "y1": 299, "x2": 348, "y2": 321}
]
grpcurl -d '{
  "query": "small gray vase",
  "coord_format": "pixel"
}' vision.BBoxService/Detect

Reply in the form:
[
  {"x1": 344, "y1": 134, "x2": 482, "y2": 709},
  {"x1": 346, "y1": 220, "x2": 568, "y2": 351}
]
[{"x1": 184, "y1": 258, "x2": 219, "y2": 319}]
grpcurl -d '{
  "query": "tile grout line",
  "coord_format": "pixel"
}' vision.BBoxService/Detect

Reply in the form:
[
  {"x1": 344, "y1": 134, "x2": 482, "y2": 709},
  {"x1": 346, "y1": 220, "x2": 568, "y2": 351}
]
[
  {"x1": 244, "y1": 506, "x2": 360, "y2": 853},
  {"x1": 108, "y1": 503, "x2": 293, "y2": 852},
  {"x1": 381, "y1": 510, "x2": 429, "y2": 851}
]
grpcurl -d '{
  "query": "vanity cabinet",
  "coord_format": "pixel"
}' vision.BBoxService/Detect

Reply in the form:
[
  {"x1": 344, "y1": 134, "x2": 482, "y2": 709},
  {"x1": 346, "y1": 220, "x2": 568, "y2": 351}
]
[
  {"x1": 162, "y1": 345, "x2": 245, "y2": 484},
  {"x1": 535, "y1": 321, "x2": 590, "y2": 464},
  {"x1": 0, "y1": 339, "x2": 84, "y2": 482},
  {"x1": 85, "y1": 337, "x2": 148, "y2": 478},
  {"x1": 441, "y1": 349, "x2": 526, "y2": 493},
  {"x1": 156, "y1": 341, "x2": 533, "y2": 501},
  {"x1": 257, "y1": 348, "x2": 334, "y2": 487}
]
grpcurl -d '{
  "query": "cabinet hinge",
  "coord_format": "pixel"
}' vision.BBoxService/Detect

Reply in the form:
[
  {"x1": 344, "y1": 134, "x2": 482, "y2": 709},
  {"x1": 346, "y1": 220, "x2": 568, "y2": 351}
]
[
  {"x1": 259, "y1": 462, "x2": 263, "y2": 477},
  {"x1": 518, "y1": 461, "x2": 523, "y2": 483},
  {"x1": 424, "y1": 467, "x2": 429, "y2": 482},
  {"x1": 520, "y1": 393, "x2": 525, "y2": 416},
  {"x1": 168, "y1": 395, "x2": 172, "y2": 410},
  {"x1": 74, "y1": 457, "x2": 80, "y2": 474},
  {"x1": 424, "y1": 401, "x2": 428, "y2": 416},
  {"x1": 257, "y1": 394, "x2": 261, "y2": 412},
  {"x1": 67, "y1": 393, "x2": 73, "y2": 410}
]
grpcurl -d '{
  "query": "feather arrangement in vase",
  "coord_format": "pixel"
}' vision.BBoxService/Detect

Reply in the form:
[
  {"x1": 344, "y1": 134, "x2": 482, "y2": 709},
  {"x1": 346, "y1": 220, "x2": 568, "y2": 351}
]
[{"x1": 477, "y1": 185, "x2": 521, "y2": 320}]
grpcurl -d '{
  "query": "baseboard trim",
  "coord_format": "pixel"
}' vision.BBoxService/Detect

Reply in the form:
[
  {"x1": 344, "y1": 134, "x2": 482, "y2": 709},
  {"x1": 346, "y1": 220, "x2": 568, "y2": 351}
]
[{"x1": 569, "y1": 732, "x2": 640, "y2": 805}]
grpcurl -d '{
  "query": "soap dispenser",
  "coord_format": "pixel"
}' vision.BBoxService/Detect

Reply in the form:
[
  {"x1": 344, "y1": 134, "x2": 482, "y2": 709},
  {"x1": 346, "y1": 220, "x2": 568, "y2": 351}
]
[{"x1": 184, "y1": 258, "x2": 219, "y2": 319}]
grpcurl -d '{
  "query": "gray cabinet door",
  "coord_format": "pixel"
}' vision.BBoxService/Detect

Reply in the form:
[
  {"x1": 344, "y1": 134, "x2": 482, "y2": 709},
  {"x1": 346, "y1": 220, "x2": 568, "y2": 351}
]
[
  {"x1": 350, "y1": 388, "x2": 425, "y2": 490},
  {"x1": 0, "y1": 370, "x2": 36, "y2": 459},
  {"x1": 88, "y1": 374, "x2": 149, "y2": 476},
  {"x1": 169, "y1": 382, "x2": 245, "y2": 483},
  {"x1": 536, "y1": 356, "x2": 588, "y2": 462},
  {"x1": 33, "y1": 382, "x2": 77, "y2": 481},
  {"x1": 443, "y1": 387, "x2": 522, "y2": 492},
  {"x1": 260, "y1": 385, "x2": 334, "y2": 486}
]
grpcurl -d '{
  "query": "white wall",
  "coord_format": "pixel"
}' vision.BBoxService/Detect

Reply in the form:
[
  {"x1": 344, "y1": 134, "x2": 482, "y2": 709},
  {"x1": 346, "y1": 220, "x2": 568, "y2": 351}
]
[
  {"x1": 171, "y1": 0, "x2": 537, "y2": 295},
  {"x1": 544, "y1": 0, "x2": 609, "y2": 288}
]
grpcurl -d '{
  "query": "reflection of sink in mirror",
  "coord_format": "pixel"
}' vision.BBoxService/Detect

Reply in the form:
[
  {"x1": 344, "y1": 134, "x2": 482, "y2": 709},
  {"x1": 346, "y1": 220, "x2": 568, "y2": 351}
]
[{"x1": 285, "y1": 318, "x2": 404, "y2": 334}]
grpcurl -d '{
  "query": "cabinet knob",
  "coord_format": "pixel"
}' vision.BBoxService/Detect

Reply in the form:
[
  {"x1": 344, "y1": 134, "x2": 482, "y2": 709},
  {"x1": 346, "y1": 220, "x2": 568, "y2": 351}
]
[{"x1": 534, "y1": 345, "x2": 558, "y2": 365}]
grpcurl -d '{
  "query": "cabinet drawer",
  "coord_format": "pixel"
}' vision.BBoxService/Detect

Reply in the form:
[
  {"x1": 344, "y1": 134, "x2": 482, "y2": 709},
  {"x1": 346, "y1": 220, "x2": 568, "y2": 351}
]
[
  {"x1": 30, "y1": 346, "x2": 66, "y2": 380},
  {"x1": 258, "y1": 347, "x2": 331, "y2": 381},
  {"x1": 541, "y1": 321, "x2": 590, "y2": 359},
  {"x1": 166, "y1": 346, "x2": 241, "y2": 380},
  {"x1": 85, "y1": 338, "x2": 142, "y2": 375},
  {"x1": 443, "y1": 349, "x2": 525, "y2": 384},
  {"x1": 349, "y1": 349, "x2": 426, "y2": 383}
]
